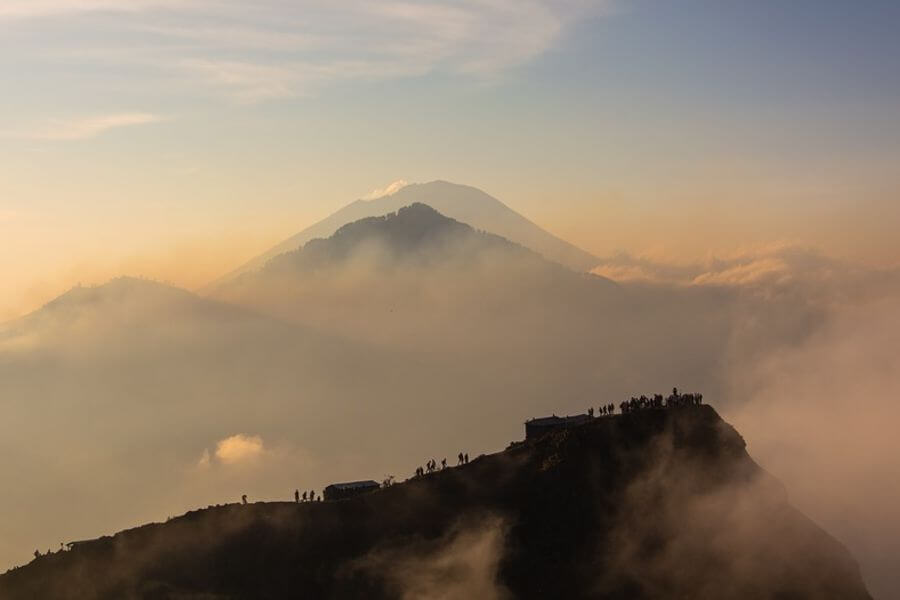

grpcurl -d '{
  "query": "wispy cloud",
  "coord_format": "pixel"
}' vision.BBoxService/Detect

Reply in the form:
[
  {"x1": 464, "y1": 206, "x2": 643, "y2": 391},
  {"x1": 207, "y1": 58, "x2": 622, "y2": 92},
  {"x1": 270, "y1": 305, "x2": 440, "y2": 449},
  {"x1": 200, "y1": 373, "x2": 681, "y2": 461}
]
[
  {"x1": 0, "y1": 0, "x2": 188, "y2": 20},
  {"x1": 362, "y1": 179, "x2": 409, "y2": 201},
  {"x1": 17, "y1": 113, "x2": 164, "y2": 141},
  {"x1": 1, "y1": 1, "x2": 613, "y2": 103}
]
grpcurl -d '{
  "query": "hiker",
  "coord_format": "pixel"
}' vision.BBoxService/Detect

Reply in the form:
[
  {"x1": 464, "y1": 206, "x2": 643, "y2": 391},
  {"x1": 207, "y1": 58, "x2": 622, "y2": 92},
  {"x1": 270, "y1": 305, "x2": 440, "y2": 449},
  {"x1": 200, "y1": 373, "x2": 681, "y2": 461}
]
[
  {"x1": 441, "y1": 458, "x2": 447, "y2": 470},
  {"x1": 294, "y1": 490, "x2": 300, "y2": 503},
  {"x1": 302, "y1": 491, "x2": 307, "y2": 502},
  {"x1": 242, "y1": 494, "x2": 247, "y2": 505},
  {"x1": 309, "y1": 490, "x2": 314, "y2": 502},
  {"x1": 458, "y1": 452, "x2": 464, "y2": 465},
  {"x1": 34, "y1": 550, "x2": 40, "y2": 559},
  {"x1": 464, "y1": 453, "x2": 469, "y2": 464}
]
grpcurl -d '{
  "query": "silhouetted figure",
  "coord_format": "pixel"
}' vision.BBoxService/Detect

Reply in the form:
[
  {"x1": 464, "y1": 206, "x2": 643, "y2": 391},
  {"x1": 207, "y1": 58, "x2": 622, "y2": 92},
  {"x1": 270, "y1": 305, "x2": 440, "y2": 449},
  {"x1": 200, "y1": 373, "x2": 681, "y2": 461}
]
[
  {"x1": 588, "y1": 407, "x2": 594, "y2": 417},
  {"x1": 464, "y1": 453, "x2": 469, "y2": 463},
  {"x1": 294, "y1": 489, "x2": 300, "y2": 503},
  {"x1": 316, "y1": 495, "x2": 321, "y2": 502},
  {"x1": 241, "y1": 494, "x2": 247, "y2": 505},
  {"x1": 309, "y1": 490, "x2": 314, "y2": 502},
  {"x1": 302, "y1": 491, "x2": 307, "y2": 502},
  {"x1": 441, "y1": 458, "x2": 447, "y2": 469},
  {"x1": 33, "y1": 550, "x2": 39, "y2": 559},
  {"x1": 458, "y1": 452, "x2": 464, "y2": 465}
]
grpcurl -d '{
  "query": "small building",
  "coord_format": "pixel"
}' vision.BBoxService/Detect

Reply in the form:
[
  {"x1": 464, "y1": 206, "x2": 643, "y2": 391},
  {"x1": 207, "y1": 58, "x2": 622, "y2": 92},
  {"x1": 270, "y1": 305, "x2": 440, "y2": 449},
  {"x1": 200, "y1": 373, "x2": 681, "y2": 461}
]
[
  {"x1": 525, "y1": 414, "x2": 592, "y2": 440},
  {"x1": 64, "y1": 540, "x2": 92, "y2": 551},
  {"x1": 323, "y1": 480, "x2": 380, "y2": 501}
]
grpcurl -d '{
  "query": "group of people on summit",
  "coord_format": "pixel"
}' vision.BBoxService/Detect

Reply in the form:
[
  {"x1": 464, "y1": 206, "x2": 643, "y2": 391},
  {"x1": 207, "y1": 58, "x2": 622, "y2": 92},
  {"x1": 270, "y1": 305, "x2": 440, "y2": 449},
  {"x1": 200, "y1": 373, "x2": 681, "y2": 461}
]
[
  {"x1": 618, "y1": 388, "x2": 703, "y2": 414},
  {"x1": 588, "y1": 403, "x2": 616, "y2": 417},
  {"x1": 294, "y1": 489, "x2": 320, "y2": 503},
  {"x1": 414, "y1": 451, "x2": 469, "y2": 478},
  {"x1": 587, "y1": 388, "x2": 703, "y2": 417}
]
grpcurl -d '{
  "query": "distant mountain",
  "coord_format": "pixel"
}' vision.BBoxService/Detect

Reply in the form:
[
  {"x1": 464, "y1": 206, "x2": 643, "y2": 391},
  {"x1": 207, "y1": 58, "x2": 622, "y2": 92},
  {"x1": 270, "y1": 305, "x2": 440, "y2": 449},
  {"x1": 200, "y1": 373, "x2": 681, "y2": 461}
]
[
  {"x1": 210, "y1": 180, "x2": 599, "y2": 286},
  {"x1": 3, "y1": 277, "x2": 244, "y2": 334},
  {"x1": 261, "y1": 202, "x2": 561, "y2": 272},
  {"x1": 0, "y1": 406, "x2": 872, "y2": 600},
  {"x1": 210, "y1": 202, "x2": 618, "y2": 345}
]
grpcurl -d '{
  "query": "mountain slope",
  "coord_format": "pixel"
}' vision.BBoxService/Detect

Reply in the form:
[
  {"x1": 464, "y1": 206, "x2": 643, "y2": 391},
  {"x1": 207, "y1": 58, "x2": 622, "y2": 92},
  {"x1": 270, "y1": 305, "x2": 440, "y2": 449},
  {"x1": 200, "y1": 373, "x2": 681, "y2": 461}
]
[
  {"x1": 0, "y1": 406, "x2": 872, "y2": 600},
  {"x1": 211, "y1": 180, "x2": 599, "y2": 285},
  {"x1": 210, "y1": 202, "x2": 618, "y2": 346},
  {"x1": 261, "y1": 201, "x2": 562, "y2": 271}
]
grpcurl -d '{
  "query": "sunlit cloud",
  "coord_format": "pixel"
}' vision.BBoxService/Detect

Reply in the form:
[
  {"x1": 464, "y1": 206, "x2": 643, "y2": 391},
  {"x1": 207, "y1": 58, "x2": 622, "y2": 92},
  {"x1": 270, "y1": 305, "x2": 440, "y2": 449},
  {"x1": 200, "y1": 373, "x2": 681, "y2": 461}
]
[
  {"x1": 213, "y1": 433, "x2": 264, "y2": 465},
  {"x1": 363, "y1": 179, "x2": 409, "y2": 201},
  {"x1": 591, "y1": 244, "x2": 861, "y2": 290}
]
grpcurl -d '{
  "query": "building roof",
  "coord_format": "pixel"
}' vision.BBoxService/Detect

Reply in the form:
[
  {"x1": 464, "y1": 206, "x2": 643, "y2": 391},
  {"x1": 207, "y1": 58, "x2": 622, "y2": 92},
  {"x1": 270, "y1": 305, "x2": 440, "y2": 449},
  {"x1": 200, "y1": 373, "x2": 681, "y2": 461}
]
[
  {"x1": 326, "y1": 480, "x2": 380, "y2": 490},
  {"x1": 526, "y1": 414, "x2": 591, "y2": 427}
]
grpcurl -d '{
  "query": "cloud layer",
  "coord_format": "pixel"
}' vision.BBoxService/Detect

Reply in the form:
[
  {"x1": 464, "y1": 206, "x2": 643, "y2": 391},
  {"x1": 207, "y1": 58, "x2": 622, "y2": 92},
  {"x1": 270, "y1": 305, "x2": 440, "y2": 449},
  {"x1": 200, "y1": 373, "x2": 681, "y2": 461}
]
[{"x1": 2, "y1": 1, "x2": 609, "y2": 103}]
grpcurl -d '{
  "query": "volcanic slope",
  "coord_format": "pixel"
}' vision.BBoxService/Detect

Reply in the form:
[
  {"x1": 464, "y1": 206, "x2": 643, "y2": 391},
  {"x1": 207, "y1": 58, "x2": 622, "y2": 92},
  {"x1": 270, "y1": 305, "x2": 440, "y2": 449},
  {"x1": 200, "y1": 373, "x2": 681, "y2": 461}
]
[{"x1": 0, "y1": 406, "x2": 872, "y2": 600}]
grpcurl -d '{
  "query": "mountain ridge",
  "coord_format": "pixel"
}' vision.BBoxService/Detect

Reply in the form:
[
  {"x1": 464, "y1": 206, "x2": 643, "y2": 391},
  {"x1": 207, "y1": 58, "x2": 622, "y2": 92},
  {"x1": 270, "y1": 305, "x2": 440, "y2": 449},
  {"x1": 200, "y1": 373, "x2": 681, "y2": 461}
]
[
  {"x1": 207, "y1": 180, "x2": 599, "y2": 288},
  {"x1": 0, "y1": 405, "x2": 872, "y2": 600}
]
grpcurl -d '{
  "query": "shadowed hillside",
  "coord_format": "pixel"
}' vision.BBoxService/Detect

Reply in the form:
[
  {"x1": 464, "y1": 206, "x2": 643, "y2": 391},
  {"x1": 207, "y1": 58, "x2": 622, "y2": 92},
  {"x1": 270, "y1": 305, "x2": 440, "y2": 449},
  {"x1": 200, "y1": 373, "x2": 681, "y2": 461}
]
[{"x1": 0, "y1": 406, "x2": 871, "y2": 600}]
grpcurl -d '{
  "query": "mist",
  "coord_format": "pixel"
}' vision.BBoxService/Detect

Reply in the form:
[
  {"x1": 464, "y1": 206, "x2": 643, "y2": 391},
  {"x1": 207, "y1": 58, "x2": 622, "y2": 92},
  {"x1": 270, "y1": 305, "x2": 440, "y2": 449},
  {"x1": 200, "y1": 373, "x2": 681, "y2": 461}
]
[
  {"x1": 1, "y1": 209, "x2": 896, "y2": 595},
  {"x1": 352, "y1": 514, "x2": 510, "y2": 600}
]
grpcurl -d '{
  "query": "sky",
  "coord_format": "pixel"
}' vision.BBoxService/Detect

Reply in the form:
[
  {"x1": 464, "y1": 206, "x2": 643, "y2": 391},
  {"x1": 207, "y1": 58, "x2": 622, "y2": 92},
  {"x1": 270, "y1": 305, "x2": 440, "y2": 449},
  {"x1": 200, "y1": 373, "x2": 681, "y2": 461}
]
[{"x1": 2, "y1": 0, "x2": 900, "y2": 319}]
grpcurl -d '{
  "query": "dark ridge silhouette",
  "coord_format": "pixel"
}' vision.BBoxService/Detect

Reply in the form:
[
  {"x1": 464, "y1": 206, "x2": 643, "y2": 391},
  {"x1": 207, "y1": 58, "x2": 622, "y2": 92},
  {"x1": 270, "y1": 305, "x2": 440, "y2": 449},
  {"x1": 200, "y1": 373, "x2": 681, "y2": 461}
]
[
  {"x1": 209, "y1": 180, "x2": 600, "y2": 287},
  {"x1": 0, "y1": 406, "x2": 871, "y2": 600}
]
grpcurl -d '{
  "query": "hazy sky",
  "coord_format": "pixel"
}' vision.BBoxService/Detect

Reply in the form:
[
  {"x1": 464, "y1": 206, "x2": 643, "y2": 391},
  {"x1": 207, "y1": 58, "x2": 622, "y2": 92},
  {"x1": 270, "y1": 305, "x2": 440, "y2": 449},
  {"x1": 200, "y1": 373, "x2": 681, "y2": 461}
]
[{"x1": 2, "y1": 0, "x2": 900, "y2": 318}]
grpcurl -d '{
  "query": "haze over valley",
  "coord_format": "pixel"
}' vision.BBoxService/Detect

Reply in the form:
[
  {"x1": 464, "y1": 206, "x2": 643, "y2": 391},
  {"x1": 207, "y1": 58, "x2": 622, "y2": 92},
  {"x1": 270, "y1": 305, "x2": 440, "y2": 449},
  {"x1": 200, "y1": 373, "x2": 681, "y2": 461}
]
[
  {"x1": 2, "y1": 181, "x2": 898, "y2": 597},
  {"x1": 2, "y1": 1, "x2": 899, "y2": 597}
]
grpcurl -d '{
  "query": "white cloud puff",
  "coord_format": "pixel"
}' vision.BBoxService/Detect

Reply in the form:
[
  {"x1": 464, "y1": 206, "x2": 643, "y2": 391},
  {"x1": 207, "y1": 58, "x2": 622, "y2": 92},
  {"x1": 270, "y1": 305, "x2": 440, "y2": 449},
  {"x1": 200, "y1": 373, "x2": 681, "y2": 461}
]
[
  {"x1": 213, "y1": 433, "x2": 264, "y2": 465},
  {"x1": 363, "y1": 180, "x2": 409, "y2": 201}
]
